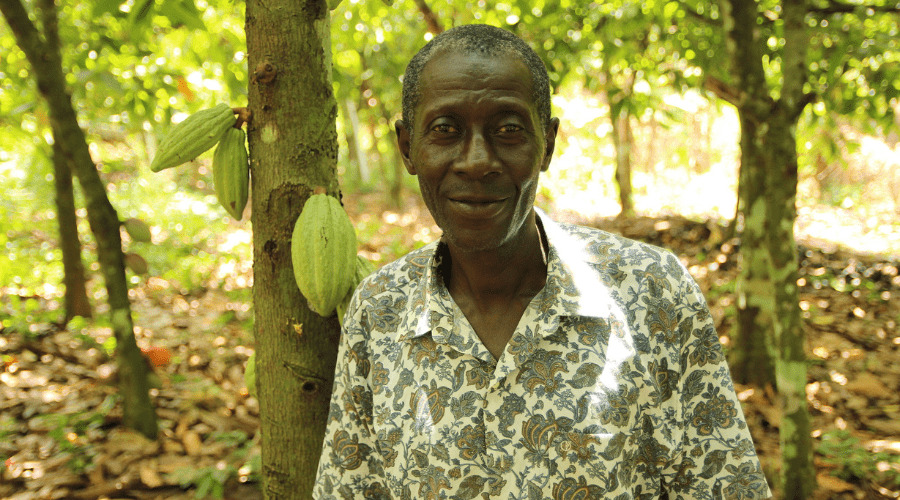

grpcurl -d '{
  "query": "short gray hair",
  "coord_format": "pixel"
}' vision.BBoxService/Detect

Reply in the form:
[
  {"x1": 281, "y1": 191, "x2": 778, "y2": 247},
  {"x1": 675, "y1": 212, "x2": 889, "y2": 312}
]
[{"x1": 400, "y1": 24, "x2": 551, "y2": 134}]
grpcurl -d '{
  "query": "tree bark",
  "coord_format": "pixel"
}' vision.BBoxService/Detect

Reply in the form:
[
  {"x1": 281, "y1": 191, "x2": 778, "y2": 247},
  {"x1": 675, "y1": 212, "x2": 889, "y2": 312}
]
[
  {"x1": 776, "y1": 1, "x2": 815, "y2": 496},
  {"x1": 722, "y1": 0, "x2": 814, "y2": 496},
  {"x1": 51, "y1": 135, "x2": 92, "y2": 321},
  {"x1": 721, "y1": 0, "x2": 776, "y2": 388},
  {"x1": 245, "y1": 0, "x2": 341, "y2": 497},
  {"x1": 0, "y1": 0, "x2": 157, "y2": 438}
]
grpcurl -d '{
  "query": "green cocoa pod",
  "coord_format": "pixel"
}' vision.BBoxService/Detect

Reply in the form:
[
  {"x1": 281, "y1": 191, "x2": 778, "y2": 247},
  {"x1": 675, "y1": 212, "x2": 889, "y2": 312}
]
[
  {"x1": 150, "y1": 103, "x2": 236, "y2": 172},
  {"x1": 213, "y1": 127, "x2": 250, "y2": 220},
  {"x1": 122, "y1": 218, "x2": 152, "y2": 243},
  {"x1": 291, "y1": 194, "x2": 357, "y2": 317},
  {"x1": 336, "y1": 256, "x2": 377, "y2": 325}
]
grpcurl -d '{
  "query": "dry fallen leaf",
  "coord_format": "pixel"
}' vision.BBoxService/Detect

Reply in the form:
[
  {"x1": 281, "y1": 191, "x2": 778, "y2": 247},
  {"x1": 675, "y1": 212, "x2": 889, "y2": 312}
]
[
  {"x1": 845, "y1": 372, "x2": 891, "y2": 399},
  {"x1": 139, "y1": 459, "x2": 164, "y2": 488},
  {"x1": 182, "y1": 430, "x2": 203, "y2": 457},
  {"x1": 816, "y1": 473, "x2": 855, "y2": 493}
]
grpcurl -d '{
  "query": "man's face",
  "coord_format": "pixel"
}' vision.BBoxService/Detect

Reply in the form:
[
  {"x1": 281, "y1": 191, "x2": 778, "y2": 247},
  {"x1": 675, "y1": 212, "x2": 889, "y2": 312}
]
[{"x1": 397, "y1": 49, "x2": 559, "y2": 253}]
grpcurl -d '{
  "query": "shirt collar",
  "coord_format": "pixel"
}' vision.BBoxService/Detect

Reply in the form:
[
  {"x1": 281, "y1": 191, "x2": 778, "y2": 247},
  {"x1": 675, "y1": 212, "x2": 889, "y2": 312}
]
[{"x1": 396, "y1": 208, "x2": 611, "y2": 343}]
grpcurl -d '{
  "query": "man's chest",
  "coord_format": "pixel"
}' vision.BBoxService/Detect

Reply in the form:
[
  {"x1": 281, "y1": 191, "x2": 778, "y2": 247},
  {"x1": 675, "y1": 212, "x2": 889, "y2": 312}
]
[{"x1": 367, "y1": 327, "x2": 678, "y2": 498}]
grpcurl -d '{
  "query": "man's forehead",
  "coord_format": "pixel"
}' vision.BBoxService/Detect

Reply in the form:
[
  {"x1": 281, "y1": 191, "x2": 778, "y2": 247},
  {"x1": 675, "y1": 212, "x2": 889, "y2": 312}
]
[
  {"x1": 425, "y1": 45, "x2": 523, "y2": 72},
  {"x1": 419, "y1": 47, "x2": 532, "y2": 91}
]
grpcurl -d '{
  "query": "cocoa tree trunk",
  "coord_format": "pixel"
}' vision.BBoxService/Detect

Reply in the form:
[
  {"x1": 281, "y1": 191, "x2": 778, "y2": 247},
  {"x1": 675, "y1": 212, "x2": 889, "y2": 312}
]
[
  {"x1": 0, "y1": 0, "x2": 157, "y2": 438},
  {"x1": 722, "y1": 0, "x2": 814, "y2": 496},
  {"x1": 245, "y1": 0, "x2": 341, "y2": 496}
]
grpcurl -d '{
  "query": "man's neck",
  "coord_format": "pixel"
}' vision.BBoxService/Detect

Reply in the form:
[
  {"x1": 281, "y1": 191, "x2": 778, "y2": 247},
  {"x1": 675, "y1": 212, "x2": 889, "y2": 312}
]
[{"x1": 443, "y1": 219, "x2": 548, "y2": 308}]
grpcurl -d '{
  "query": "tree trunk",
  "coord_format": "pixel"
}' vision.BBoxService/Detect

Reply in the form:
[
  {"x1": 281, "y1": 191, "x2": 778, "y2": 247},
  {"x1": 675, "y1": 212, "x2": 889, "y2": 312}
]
[
  {"x1": 1, "y1": 0, "x2": 157, "y2": 438},
  {"x1": 245, "y1": 0, "x2": 341, "y2": 497},
  {"x1": 343, "y1": 98, "x2": 370, "y2": 186},
  {"x1": 721, "y1": 0, "x2": 776, "y2": 388},
  {"x1": 610, "y1": 108, "x2": 634, "y2": 217},
  {"x1": 378, "y1": 101, "x2": 404, "y2": 208},
  {"x1": 51, "y1": 134, "x2": 92, "y2": 321},
  {"x1": 775, "y1": 1, "x2": 815, "y2": 496},
  {"x1": 601, "y1": 64, "x2": 635, "y2": 218},
  {"x1": 41, "y1": 0, "x2": 90, "y2": 322},
  {"x1": 723, "y1": 0, "x2": 814, "y2": 497}
]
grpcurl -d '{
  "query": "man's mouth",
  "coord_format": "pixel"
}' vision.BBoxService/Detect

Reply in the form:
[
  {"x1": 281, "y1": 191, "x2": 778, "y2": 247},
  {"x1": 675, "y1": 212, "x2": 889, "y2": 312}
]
[{"x1": 448, "y1": 197, "x2": 507, "y2": 217}]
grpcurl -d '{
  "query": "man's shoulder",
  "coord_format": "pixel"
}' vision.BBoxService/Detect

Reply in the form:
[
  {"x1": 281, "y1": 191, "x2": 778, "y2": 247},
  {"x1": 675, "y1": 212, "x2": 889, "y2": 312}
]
[
  {"x1": 357, "y1": 242, "x2": 436, "y2": 296},
  {"x1": 549, "y1": 218, "x2": 679, "y2": 267}
]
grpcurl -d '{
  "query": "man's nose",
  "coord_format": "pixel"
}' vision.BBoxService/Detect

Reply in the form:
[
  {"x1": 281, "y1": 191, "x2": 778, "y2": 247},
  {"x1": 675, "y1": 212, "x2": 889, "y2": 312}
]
[{"x1": 455, "y1": 130, "x2": 499, "y2": 177}]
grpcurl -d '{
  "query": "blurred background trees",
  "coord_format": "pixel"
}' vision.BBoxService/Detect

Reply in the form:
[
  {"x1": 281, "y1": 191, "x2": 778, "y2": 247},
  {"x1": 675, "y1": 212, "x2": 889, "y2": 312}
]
[{"x1": 2, "y1": 0, "x2": 898, "y2": 497}]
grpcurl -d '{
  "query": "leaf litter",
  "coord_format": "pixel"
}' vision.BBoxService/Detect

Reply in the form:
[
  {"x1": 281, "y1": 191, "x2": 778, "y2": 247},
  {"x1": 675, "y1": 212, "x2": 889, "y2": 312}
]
[{"x1": 1, "y1": 193, "x2": 899, "y2": 499}]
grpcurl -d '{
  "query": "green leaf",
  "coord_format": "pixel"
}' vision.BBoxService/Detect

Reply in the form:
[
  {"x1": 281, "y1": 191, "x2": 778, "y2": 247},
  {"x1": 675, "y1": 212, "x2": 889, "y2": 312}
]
[
  {"x1": 128, "y1": 0, "x2": 155, "y2": 25},
  {"x1": 92, "y1": 0, "x2": 123, "y2": 17},
  {"x1": 161, "y1": 0, "x2": 207, "y2": 31}
]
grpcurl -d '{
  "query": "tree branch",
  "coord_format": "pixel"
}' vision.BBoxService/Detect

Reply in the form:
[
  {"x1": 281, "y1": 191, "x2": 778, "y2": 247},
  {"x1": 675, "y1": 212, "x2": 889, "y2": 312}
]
[
  {"x1": 809, "y1": 0, "x2": 900, "y2": 14},
  {"x1": 0, "y1": 0, "x2": 48, "y2": 70},
  {"x1": 703, "y1": 75, "x2": 741, "y2": 106},
  {"x1": 412, "y1": 0, "x2": 442, "y2": 35}
]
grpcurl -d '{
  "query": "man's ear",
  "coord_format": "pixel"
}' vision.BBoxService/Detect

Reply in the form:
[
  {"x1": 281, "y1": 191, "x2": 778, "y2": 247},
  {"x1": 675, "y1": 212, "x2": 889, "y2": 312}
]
[
  {"x1": 540, "y1": 117, "x2": 560, "y2": 172},
  {"x1": 395, "y1": 119, "x2": 416, "y2": 175}
]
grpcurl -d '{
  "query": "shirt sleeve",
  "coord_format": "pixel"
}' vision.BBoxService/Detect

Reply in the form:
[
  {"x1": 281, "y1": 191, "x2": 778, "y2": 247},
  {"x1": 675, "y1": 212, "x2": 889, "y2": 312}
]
[
  {"x1": 663, "y1": 273, "x2": 773, "y2": 500},
  {"x1": 313, "y1": 292, "x2": 387, "y2": 499}
]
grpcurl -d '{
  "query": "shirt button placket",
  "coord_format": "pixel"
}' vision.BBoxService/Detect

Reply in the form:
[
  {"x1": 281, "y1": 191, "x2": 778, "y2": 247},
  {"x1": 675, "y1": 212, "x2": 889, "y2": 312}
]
[{"x1": 483, "y1": 377, "x2": 505, "y2": 463}]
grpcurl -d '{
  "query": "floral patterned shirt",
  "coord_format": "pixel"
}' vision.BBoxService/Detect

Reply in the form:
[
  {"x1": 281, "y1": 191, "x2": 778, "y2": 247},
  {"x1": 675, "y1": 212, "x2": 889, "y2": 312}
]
[{"x1": 314, "y1": 211, "x2": 771, "y2": 500}]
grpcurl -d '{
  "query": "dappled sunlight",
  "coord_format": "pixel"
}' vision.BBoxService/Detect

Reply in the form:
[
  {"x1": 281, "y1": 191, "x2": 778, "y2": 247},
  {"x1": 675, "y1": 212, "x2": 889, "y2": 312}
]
[{"x1": 544, "y1": 87, "x2": 900, "y2": 259}]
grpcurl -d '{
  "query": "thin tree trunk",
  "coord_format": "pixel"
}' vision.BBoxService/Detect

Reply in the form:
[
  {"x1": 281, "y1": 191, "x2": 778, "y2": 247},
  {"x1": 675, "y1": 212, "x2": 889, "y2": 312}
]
[
  {"x1": 602, "y1": 64, "x2": 635, "y2": 218},
  {"x1": 377, "y1": 100, "x2": 404, "y2": 208},
  {"x1": 245, "y1": 0, "x2": 341, "y2": 497},
  {"x1": 1, "y1": 0, "x2": 157, "y2": 438},
  {"x1": 611, "y1": 109, "x2": 635, "y2": 217},
  {"x1": 51, "y1": 134, "x2": 92, "y2": 321},
  {"x1": 776, "y1": 0, "x2": 815, "y2": 496},
  {"x1": 41, "y1": 0, "x2": 90, "y2": 321},
  {"x1": 722, "y1": 0, "x2": 814, "y2": 496},
  {"x1": 343, "y1": 98, "x2": 370, "y2": 185}
]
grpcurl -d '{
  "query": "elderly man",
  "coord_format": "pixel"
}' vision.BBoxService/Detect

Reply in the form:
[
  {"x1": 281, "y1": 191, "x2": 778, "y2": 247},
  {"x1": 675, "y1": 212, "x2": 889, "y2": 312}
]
[{"x1": 314, "y1": 24, "x2": 770, "y2": 499}]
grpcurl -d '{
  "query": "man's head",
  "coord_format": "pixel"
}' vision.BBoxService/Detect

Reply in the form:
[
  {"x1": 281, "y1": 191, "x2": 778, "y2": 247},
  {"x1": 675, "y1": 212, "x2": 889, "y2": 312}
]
[
  {"x1": 400, "y1": 24, "x2": 551, "y2": 135},
  {"x1": 394, "y1": 25, "x2": 559, "y2": 254}
]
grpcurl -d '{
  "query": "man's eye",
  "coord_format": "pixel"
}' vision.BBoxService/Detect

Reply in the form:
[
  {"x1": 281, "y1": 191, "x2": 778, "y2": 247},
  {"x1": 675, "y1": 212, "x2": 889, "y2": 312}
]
[
  {"x1": 431, "y1": 124, "x2": 458, "y2": 134},
  {"x1": 497, "y1": 124, "x2": 523, "y2": 134}
]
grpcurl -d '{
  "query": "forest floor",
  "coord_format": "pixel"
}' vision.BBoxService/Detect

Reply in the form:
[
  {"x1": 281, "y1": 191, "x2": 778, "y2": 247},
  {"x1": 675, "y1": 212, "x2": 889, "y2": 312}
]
[{"x1": 1, "y1": 192, "x2": 899, "y2": 500}]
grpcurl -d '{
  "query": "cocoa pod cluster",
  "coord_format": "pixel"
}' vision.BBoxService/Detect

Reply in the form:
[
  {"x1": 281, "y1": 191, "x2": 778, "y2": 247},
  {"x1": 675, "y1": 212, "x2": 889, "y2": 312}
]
[{"x1": 150, "y1": 104, "x2": 249, "y2": 220}]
